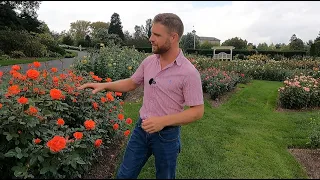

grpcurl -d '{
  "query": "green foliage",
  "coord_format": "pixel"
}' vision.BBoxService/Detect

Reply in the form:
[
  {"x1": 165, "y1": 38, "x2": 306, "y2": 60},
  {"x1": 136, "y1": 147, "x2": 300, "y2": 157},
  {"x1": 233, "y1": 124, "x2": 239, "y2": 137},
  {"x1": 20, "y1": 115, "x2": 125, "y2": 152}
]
[
  {"x1": 69, "y1": 20, "x2": 91, "y2": 43},
  {"x1": 289, "y1": 34, "x2": 305, "y2": 51},
  {"x1": 62, "y1": 35, "x2": 74, "y2": 46},
  {"x1": 0, "y1": 62, "x2": 132, "y2": 178},
  {"x1": 221, "y1": 37, "x2": 248, "y2": 50},
  {"x1": 108, "y1": 13, "x2": 124, "y2": 40},
  {"x1": 72, "y1": 44, "x2": 147, "y2": 82},
  {"x1": 179, "y1": 32, "x2": 200, "y2": 50},
  {"x1": 10, "y1": 51, "x2": 26, "y2": 58},
  {"x1": 278, "y1": 75, "x2": 320, "y2": 109},
  {"x1": 199, "y1": 40, "x2": 219, "y2": 49},
  {"x1": 308, "y1": 117, "x2": 320, "y2": 148},
  {"x1": 93, "y1": 29, "x2": 123, "y2": 46}
]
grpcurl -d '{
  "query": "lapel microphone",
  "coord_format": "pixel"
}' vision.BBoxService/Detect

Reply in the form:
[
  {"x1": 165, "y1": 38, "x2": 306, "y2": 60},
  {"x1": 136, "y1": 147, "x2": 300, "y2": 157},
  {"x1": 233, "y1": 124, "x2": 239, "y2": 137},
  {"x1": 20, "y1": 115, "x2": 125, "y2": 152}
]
[{"x1": 149, "y1": 78, "x2": 156, "y2": 85}]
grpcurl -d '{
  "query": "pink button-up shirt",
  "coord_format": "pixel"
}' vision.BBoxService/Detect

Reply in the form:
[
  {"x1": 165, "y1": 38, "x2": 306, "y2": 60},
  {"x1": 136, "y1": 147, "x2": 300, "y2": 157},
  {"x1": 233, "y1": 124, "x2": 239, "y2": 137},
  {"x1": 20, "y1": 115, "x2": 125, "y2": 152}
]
[{"x1": 131, "y1": 50, "x2": 203, "y2": 120}]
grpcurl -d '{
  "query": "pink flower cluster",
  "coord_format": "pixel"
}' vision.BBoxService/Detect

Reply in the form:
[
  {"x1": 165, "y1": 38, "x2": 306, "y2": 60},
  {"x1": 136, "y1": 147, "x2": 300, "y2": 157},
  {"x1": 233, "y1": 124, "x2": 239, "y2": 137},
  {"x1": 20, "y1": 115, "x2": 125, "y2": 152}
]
[{"x1": 279, "y1": 75, "x2": 319, "y2": 92}]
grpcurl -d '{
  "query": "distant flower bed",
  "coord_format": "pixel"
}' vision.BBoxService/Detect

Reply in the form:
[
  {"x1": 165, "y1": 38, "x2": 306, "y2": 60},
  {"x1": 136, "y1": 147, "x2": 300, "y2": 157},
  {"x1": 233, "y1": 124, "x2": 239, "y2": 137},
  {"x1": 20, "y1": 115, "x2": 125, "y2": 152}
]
[
  {"x1": 0, "y1": 62, "x2": 132, "y2": 178},
  {"x1": 278, "y1": 75, "x2": 320, "y2": 109}
]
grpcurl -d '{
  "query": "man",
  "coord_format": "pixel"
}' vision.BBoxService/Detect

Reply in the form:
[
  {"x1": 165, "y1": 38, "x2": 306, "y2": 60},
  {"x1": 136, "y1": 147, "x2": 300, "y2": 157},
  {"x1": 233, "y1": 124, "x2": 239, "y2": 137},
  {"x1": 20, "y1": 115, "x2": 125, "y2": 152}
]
[{"x1": 78, "y1": 13, "x2": 204, "y2": 179}]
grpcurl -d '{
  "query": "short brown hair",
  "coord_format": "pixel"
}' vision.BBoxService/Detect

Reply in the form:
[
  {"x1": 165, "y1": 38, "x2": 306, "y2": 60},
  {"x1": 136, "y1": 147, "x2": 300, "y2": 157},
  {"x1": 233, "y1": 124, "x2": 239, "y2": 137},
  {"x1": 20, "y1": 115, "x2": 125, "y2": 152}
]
[{"x1": 153, "y1": 13, "x2": 184, "y2": 39}]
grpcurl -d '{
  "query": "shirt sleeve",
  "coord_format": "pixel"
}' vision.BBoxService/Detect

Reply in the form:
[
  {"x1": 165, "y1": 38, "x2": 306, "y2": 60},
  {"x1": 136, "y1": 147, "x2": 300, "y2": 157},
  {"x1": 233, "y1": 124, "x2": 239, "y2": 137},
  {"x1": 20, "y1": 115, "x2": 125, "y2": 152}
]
[
  {"x1": 130, "y1": 57, "x2": 148, "y2": 85},
  {"x1": 182, "y1": 69, "x2": 204, "y2": 106}
]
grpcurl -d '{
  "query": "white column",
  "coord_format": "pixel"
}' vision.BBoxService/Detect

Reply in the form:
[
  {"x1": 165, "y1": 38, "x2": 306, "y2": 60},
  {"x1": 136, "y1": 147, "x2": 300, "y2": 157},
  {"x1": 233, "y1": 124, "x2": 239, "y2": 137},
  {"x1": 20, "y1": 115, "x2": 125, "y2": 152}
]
[
  {"x1": 213, "y1": 49, "x2": 216, "y2": 59},
  {"x1": 230, "y1": 48, "x2": 233, "y2": 61}
]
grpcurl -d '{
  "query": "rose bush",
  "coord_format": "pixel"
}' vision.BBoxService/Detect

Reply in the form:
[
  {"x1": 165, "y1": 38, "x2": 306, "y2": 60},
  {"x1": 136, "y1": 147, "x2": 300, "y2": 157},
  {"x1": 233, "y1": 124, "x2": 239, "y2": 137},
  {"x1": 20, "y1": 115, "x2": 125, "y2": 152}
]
[
  {"x1": 0, "y1": 62, "x2": 132, "y2": 178},
  {"x1": 278, "y1": 75, "x2": 320, "y2": 109}
]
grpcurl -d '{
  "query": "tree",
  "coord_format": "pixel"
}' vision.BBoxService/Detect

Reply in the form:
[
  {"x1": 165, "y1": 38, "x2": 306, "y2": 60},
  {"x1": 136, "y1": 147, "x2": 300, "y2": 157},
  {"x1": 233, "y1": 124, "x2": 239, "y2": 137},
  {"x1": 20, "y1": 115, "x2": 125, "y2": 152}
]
[
  {"x1": 315, "y1": 31, "x2": 320, "y2": 42},
  {"x1": 144, "y1": 18, "x2": 152, "y2": 39},
  {"x1": 62, "y1": 35, "x2": 74, "y2": 46},
  {"x1": 257, "y1": 42, "x2": 269, "y2": 50},
  {"x1": 289, "y1": 34, "x2": 304, "y2": 51},
  {"x1": 247, "y1": 43, "x2": 256, "y2": 50},
  {"x1": 180, "y1": 32, "x2": 200, "y2": 50},
  {"x1": 0, "y1": 1, "x2": 41, "y2": 17},
  {"x1": 69, "y1": 20, "x2": 91, "y2": 43},
  {"x1": 90, "y1": 21, "x2": 109, "y2": 38},
  {"x1": 93, "y1": 28, "x2": 122, "y2": 46},
  {"x1": 199, "y1": 40, "x2": 218, "y2": 49},
  {"x1": 221, "y1": 37, "x2": 247, "y2": 49},
  {"x1": 108, "y1": 12, "x2": 124, "y2": 40}
]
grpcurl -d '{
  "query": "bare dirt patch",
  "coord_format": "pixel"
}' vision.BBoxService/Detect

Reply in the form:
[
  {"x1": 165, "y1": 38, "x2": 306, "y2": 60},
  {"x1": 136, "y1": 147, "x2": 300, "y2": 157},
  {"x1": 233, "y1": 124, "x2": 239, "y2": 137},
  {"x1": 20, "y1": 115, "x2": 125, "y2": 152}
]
[
  {"x1": 82, "y1": 136, "x2": 127, "y2": 179},
  {"x1": 288, "y1": 148, "x2": 320, "y2": 179}
]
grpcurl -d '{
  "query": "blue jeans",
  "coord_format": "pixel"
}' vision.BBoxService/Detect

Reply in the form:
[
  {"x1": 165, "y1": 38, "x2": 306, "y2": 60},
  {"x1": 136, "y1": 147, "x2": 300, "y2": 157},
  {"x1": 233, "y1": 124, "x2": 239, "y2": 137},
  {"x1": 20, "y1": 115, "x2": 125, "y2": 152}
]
[{"x1": 116, "y1": 118, "x2": 181, "y2": 179}]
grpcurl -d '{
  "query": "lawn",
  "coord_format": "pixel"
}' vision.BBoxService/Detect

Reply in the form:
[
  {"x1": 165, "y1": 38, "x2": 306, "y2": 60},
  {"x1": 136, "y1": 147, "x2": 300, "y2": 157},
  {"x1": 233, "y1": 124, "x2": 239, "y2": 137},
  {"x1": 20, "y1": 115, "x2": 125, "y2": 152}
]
[
  {"x1": 118, "y1": 80, "x2": 320, "y2": 179},
  {"x1": 0, "y1": 50, "x2": 78, "y2": 66}
]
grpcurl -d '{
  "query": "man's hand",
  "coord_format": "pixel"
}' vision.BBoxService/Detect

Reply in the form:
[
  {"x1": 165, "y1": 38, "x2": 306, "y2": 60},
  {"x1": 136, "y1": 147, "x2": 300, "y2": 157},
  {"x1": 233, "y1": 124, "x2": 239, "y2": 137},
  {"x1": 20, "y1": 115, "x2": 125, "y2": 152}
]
[
  {"x1": 141, "y1": 116, "x2": 166, "y2": 134},
  {"x1": 77, "y1": 83, "x2": 106, "y2": 94}
]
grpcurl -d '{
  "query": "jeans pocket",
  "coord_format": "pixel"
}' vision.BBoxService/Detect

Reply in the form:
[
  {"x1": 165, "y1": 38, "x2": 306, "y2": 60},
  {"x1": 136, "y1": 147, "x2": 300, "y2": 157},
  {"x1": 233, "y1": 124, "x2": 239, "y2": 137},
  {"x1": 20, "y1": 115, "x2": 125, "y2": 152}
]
[{"x1": 158, "y1": 127, "x2": 180, "y2": 142}]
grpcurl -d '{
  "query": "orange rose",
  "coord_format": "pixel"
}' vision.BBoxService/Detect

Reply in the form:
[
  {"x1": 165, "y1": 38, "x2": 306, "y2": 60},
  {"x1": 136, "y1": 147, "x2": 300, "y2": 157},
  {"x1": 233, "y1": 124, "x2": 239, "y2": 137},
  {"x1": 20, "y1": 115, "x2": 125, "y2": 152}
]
[
  {"x1": 33, "y1": 61, "x2": 41, "y2": 68},
  {"x1": 51, "y1": 67, "x2": 58, "y2": 73},
  {"x1": 57, "y1": 118, "x2": 65, "y2": 126},
  {"x1": 94, "y1": 139, "x2": 102, "y2": 147},
  {"x1": 50, "y1": 89, "x2": 63, "y2": 100},
  {"x1": 0, "y1": 103, "x2": 2, "y2": 109},
  {"x1": 126, "y1": 118, "x2": 132, "y2": 125},
  {"x1": 8, "y1": 85, "x2": 20, "y2": 95},
  {"x1": 46, "y1": 136, "x2": 66, "y2": 152},
  {"x1": 115, "y1": 92, "x2": 122, "y2": 97},
  {"x1": 0, "y1": 71, "x2": 3, "y2": 78},
  {"x1": 11, "y1": 65, "x2": 21, "y2": 71},
  {"x1": 124, "y1": 130, "x2": 131, "y2": 137},
  {"x1": 92, "y1": 102, "x2": 99, "y2": 110},
  {"x1": 118, "y1": 114, "x2": 124, "y2": 120},
  {"x1": 26, "y1": 69, "x2": 40, "y2": 80},
  {"x1": 34, "y1": 138, "x2": 41, "y2": 144},
  {"x1": 113, "y1": 123, "x2": 119, "y2": 130},
  {"x1": 17, "y1": 96, "x2": 28, "y2": 104},
  {"x1": 73, "y1": 132, "x2": 83, "y2": 140},
  {"x1": 84, "y1": 119, "x2": 96, "y2": 130}
]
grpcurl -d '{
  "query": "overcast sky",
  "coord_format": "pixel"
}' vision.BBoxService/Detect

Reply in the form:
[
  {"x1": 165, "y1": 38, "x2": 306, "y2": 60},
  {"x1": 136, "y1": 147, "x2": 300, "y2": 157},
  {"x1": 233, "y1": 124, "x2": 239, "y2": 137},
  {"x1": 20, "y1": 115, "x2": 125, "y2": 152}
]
[{"x1": 37, "y1": 1, "x2": 320, "y2": 45}]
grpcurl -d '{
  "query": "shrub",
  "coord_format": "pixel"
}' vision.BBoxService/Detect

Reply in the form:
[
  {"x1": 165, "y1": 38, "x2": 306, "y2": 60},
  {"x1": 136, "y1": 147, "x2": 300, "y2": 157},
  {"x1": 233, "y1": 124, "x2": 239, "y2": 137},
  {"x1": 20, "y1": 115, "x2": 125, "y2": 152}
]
[
  {"x1": 278, "y1": 75, "x2": 320, "y2": 109},
  {"x1": 308, "y1": 116, "x2": 320, "y2": 148},
  {"x1": 72, "y1": 44, "x2": 147, "y2": 82},
  {"x1": 10, "y1": 51, "x2": 26, "y2": 58},
  {"x1": 0, "y1": 54, "x2": 10, "y2": 61},
  {"x1": 200, "y1": 67, "x2": 240, "y2": 99},
  {"x1": 0, "y1": 62, "x2": 133, "y2": 178}
]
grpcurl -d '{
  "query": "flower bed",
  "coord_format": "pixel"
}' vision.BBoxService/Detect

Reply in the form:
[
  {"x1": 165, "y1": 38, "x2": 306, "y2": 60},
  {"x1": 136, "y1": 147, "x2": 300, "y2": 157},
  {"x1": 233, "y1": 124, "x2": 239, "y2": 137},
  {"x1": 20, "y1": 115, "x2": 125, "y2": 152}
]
[
  {"x1": 0, "y1": 62, "x2": 132, "y2": 178},
  {"x1": 278, "y1": 75, "x2": 320, "y2": 109},
  {"x1": 188, "y1": 57, "x2": 250, "y2": 100}
]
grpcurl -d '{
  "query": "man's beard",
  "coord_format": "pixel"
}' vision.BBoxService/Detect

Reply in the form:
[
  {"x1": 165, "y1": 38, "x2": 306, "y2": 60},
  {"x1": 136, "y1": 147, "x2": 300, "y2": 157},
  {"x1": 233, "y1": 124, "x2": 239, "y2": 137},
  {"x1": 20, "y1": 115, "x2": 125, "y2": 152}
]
[{"x1": 152, "y1": 39, "x2": 171, "y2": 54}]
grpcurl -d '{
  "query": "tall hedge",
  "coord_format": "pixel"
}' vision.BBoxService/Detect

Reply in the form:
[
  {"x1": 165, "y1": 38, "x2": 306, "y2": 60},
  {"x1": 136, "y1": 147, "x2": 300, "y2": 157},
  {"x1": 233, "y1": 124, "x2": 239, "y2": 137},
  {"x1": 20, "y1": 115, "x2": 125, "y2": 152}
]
[{"x1": 133, "y1": 47, "x2": 307, "y2": 58}]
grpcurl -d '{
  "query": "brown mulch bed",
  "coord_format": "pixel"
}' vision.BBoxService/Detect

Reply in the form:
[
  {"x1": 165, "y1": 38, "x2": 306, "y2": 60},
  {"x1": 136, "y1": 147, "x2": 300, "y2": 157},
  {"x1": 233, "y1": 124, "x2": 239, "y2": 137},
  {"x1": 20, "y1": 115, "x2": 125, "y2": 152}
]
[
  {"x1": 82, "y1": 137, "x2": 127, "y2": 179},
  {"x1": 288, "y1": 148, "x2": 320, "y2": 179}
]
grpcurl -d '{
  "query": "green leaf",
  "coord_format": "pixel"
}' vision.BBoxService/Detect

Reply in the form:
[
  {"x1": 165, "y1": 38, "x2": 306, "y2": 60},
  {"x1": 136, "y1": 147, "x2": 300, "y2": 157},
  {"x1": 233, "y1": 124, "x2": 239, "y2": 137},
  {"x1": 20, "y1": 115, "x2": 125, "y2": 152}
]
[
  {"x1": 15, "y1": 147, "x2": 22, "y2": 154},
  {"x1": 35, "y1": 130, "x2": 40, "y2": 136},
  {"x1": 4, "y1": 149, "x2": 16, "y2": 157},
  {"x1": 8, "y1": 116, "x2": 15, "y2": 121},
  {"x1": 16, "y1": 153, "x2": 23, "y2": 159},
  {"x1": 79, "y1": 144, "x2": 87, "y2": 148},
  {"x1": 40, "y1": 167, "x2": 49, "y2": 175},
  {"x1": 38, "y1": 156, "x2": 44, "y2": 162},
  {"x1": 76, "y1": 158, "x2": 86, "y2": 165},
  {"x1": 71, "y1": 161, "x2": 77, "y2": 169},
  {"x1": 6, "y1": 134, "x2": 12, "y2": 141},
  {"x1": 30, "y1": 156, "x2": 37, "y2": 165}
]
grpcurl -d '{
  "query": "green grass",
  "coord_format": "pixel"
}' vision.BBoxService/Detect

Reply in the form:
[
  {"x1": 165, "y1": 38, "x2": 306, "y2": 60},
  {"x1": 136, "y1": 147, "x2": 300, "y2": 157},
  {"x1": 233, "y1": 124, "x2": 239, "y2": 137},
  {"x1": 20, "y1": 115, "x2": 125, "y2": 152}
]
[
  {"x1": 116, "y1": 80, "x2": 320, "y2": 179},
  {"x1": 0, "y1": 50, "x2": 78, "y2": 66},
  {"x1": 0, "y1": 57, "x2": 59, "y2": 66}
]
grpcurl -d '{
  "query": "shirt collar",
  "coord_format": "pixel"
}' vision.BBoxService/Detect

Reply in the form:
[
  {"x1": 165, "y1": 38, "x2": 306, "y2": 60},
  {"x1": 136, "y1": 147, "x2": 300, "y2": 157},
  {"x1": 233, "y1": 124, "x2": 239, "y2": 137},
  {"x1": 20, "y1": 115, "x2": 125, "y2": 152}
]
[{"x1": 155, "y1": 49, "x2": 184, "y2": 66}]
